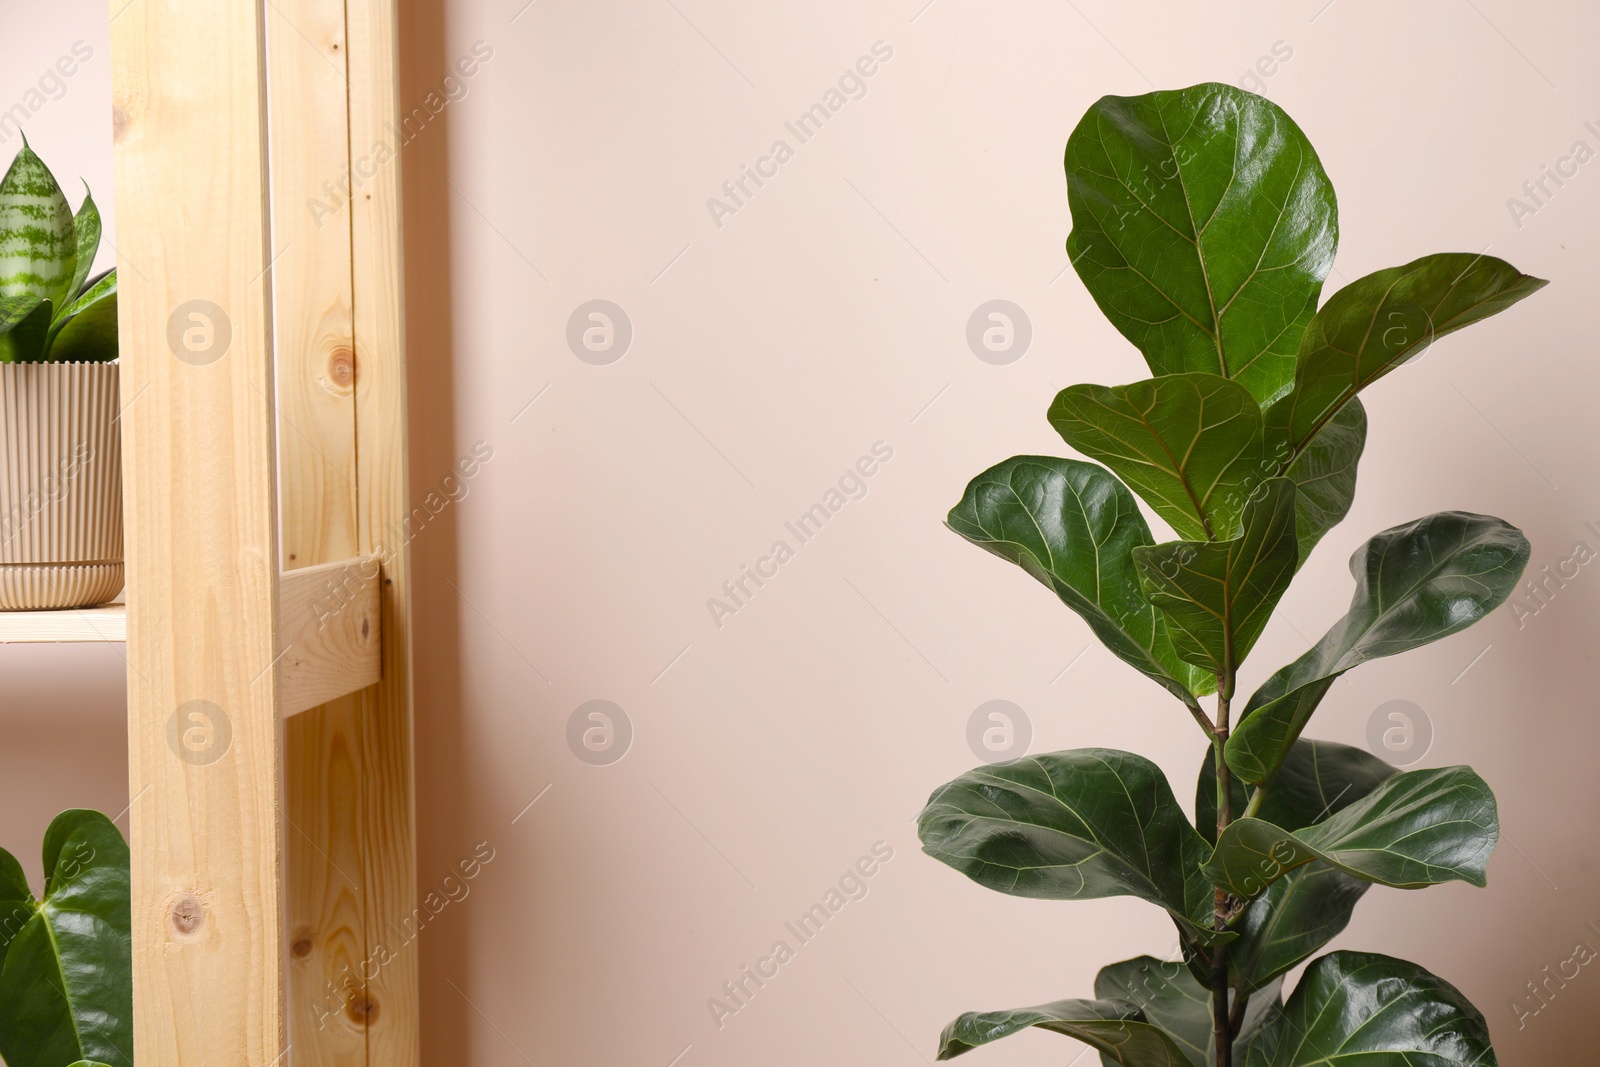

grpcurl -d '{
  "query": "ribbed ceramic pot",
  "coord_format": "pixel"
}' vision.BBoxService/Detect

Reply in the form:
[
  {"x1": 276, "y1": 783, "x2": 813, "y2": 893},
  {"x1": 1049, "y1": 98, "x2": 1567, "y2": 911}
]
[{"x1": 0, "y1": 362, "x2": 123, "y2": 609}]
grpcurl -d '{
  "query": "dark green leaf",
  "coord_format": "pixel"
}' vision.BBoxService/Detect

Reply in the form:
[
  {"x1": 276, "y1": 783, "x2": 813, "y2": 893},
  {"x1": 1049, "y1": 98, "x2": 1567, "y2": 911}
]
[
  {"x1": 0, "y1": 810, "x2": 133, "y2": 1067},
  {"x1": 1279, "y1": 398, "x2": 1365, "y2": 566},
  {"x1": 1204, "y1": 766, "x2": 1497, "y2": 896},
  {"x1": 1237, "y1": 1006, "x2": 1282, "y2": 1065},
  {"x1": 1133, "y1": 479, "x2": 1298, "y2": 677},
  {"x1": 1195, "y1": 738, "x2": 1398, "y2": 991},
  {"x1": 1065, "y1": 83, "x2": 1338, "y2": 406},
  {"x1": 917, "y1": 749, "x2": 1218, "y2": 942},
  {"x1": 1226, "y1": 863, "x2": 1369, "y2": 995},
  {"x1": 46, "y1": 268, "x2": 117, "y2": 363},
  {"x1": 1095, "y1": 956, "x2": 1283, "y2": 1066},
  {"x1": 0, "y1": 848, "x2": 30, "y2": 965},
  {"x1": 1226, "y1": 511, "x2": 1529, "y2": 784},
  {"x1": 937, "y1": 997, "x2": 1190, "y2": 1064},
  {"x1": 1196, "y1": 737, "x2": 1396, "y2": 845},
  {"x1": 1244, "y1": 951, "x2": 1496, "y2": 1066},
  {"x1": 1048, "y1": 373, "x2": 1266, "y2": 542},
  {"x1": 0, "y1": 293, "x2": 50, "y2": 363},
  {"x1": 1273, "y1": 253, "x2": 1546, "y2": 453},
  {"x1": 949, "y1": 455, "x2": 1213, "y2": 703},
  {"x1": 0, "y1": 141, "x2": 77, "y2": 314}
]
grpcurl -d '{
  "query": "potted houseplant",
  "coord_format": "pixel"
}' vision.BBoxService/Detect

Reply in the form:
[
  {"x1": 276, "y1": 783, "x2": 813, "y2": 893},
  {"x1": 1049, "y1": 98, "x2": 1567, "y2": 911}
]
[
  {"x1": 920, "y1": 83, "x2": 1543, "y2": 1065},
  {"x1": 0, "y1": 138, "x2": 121, "y2": 610}
]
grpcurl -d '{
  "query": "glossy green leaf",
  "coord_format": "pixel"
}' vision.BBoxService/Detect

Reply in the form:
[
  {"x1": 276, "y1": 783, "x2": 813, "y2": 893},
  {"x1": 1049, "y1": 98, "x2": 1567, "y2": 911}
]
[
  {"x1": 1048, "y1": 373, "x2": 1266, "y2": 542},
  {"x1": 47, "y1": 268, "x2": 117, "y2": 363},
  {"x1": 1095, "y1": 956, "x2": 1282, "y2": 1067},
  {"x1": 1204, "y1": 766, "x2": 1497, "y2": 897},
  {"x1": 949, "y1": 455, "x2": 1212, "y2": 703},
  {"x1": 1132, "y1": 479, "x2": 1298, "y2": 677},
  {"x1": 937, "y1": 997, "x2": 1191, "y2": 1064},
  {"x1": 1195, "y1": 739, "x2": 1396, "y2": 991},
  {"x1": 1227, "y1": 511, "x2": 1529, "y2": 785},
  {"x1": 0, "y1": 293, "x2": 50, "y2": 363},
  {"x1": 1196, "y1": 737, "x2": 1396, "y2": 846},
  {"x1": 0, "y1": 140, "x2": 77, "y2": 315},
  {"x1": 1279, "y1": 398, "x2": 1364, "y2": 566},
  {"x1": 0, "y1": 810, "x2": 133, "y2": 1067},
  {"x1": 1229, "y1": 864, "x2": 1370, "y2": 997},
  {"x1": 0, "y1": 849, "x2": 30, "y2": 962},
  {"x1": 1065, "y1": 83, "x2": 1338, "y2": 406},
  {"x1": 1236, "y1": 1010, "x2": 1282, "y2": 1066},
  {"x1": 1273, "y1": 253, "x2": 1546, "y2": 452},
  {"x1": 1244, "y1": 951, "x2": 1496, "y2": 1066},
  {"x1": 917, "y1": 749, "x2": 1219, "y2": 942}
]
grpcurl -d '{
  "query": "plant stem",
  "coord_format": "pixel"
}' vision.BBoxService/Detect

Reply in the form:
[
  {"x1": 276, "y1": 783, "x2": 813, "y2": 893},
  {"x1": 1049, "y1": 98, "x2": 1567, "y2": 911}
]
[
  {"x1": 1241, "y1": 785, "x2": 1265, "y2": 821},
  {"x1": 1212, "y1": 681, "x2": 1234, "y2": 1067},
  {"x1": 1185, "y1": 697, "x2": 1218, "y2": 739},
  {"x1": 1229, "y1": 988, "x2": 1251, "y2": 1035},
  {"x1": 1214, "y1": 688, "x2": 1233, "y2": 832}
]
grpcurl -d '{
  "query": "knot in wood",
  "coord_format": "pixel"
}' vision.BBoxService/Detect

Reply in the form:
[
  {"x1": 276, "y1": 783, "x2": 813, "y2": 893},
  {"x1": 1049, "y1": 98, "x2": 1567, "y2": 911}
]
[
  {"x1": 170, "y1": 895, "x2": 205, "y2": 936},
  {"x1": 346, "y1": 994, "x2": 379, "y2": 1027},
  {"x1": 327, "y1": 345, "x2": 356, "y2": 390}
]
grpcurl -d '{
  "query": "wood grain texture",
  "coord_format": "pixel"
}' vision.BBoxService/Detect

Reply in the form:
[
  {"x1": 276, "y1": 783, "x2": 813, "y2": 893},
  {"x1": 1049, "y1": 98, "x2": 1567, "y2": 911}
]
[
  {"x1": 349, "y1": 0, "x2": 422, "y2": 1058},
  {"x1": 111, "y1": 0, "x2": 288, "y2": 1062},
  {"x1": 265, "y1": 1, "x2": 372, "y2": 1062},
  {"x1": 278, "y1": 555, "x2": 383, "y2": 718},
  {"x1": 0, "y1": 602, "x2": 126, "y2": 642},
  {"x1": 267, "y1": 0, "x2": 360, "y2": 572},
  {"x1": 285, "y1": 697, "x2": 368, "y2": 1059}
]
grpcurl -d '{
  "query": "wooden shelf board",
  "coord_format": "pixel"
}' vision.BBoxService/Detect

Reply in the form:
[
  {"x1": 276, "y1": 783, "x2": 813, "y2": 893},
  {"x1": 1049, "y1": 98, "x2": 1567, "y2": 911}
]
[{"x1": 0, "y1": 603, "x2": 127, "y2": 643}]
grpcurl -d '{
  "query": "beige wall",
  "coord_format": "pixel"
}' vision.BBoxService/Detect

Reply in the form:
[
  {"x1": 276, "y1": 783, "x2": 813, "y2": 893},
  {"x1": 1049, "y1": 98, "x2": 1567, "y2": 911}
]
[{"x1": 5, "y1": 1, "x2": 1599, "y2": 1063}]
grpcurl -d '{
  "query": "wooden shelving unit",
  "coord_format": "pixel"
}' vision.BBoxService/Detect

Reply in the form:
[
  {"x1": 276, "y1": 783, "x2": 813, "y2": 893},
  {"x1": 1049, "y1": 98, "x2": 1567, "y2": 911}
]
[
  {"x1": 20, "y1": 0, "x2": 432, "y2": 1062},
  {"x1": 0, "y1": 3, "x2": 417, "y2": 1058}
]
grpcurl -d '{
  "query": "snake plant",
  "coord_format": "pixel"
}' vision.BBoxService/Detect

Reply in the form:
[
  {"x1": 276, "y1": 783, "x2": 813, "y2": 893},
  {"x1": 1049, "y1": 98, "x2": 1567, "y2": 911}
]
[
  {"x1": 920, "y1": 83, "x2": 1543, "y2": 1066},
  {"x1": 0, "y1": 138, "x2": 118, "y2": 364}
]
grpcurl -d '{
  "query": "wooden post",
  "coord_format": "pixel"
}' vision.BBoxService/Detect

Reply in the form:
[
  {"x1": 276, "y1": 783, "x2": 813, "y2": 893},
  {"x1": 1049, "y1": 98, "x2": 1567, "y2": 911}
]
[
  {"x1": 112, "y1": 0, "x2": 289, "y2": 1059},
  {"x1": 348, "y1": 1, "x2": 422, "y2": 1058},
  {"x1": 112, "y1": 0, "x2": 418, "y2": 1061},
  {"x1": 265, "y1": 0, "x2": 370, "y2": 1059}
]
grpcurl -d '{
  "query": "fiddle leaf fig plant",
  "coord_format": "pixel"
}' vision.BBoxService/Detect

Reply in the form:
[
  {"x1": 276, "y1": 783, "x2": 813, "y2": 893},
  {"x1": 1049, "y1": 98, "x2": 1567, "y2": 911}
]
[
  {"x1": 919, "y1": 83, "x2": 1543, "y2": 1066},
  {"x1": 0, "y1": 810, "x2": 132, "y2": 1067},
  {"x1": 0, "y1": 137, "x2": 119, "y2": 364}
]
